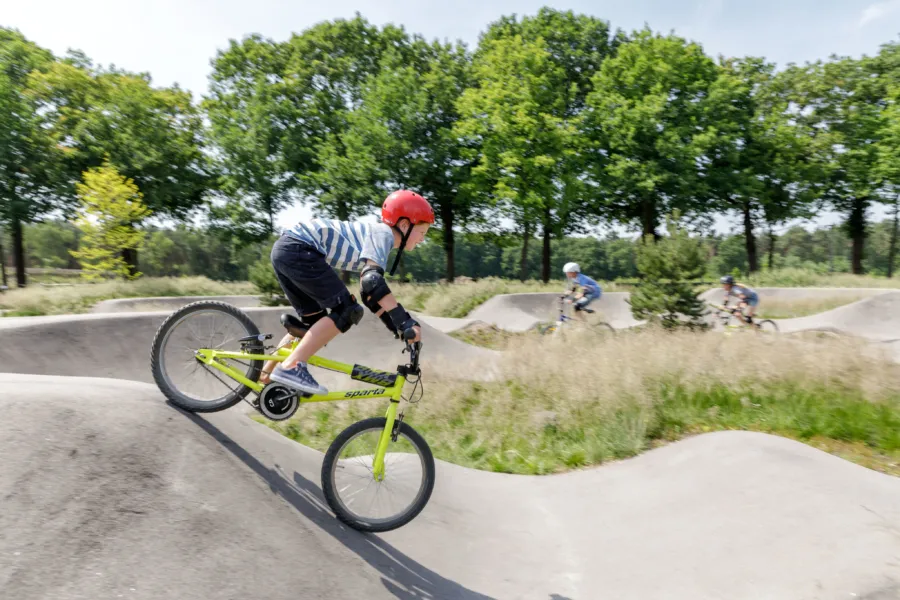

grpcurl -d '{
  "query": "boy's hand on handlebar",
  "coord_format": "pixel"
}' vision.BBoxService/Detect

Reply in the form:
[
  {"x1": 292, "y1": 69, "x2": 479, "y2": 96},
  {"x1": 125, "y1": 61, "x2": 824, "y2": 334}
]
[{"x1": 402, "y1": 325, "x2": 422, "y2": 343}]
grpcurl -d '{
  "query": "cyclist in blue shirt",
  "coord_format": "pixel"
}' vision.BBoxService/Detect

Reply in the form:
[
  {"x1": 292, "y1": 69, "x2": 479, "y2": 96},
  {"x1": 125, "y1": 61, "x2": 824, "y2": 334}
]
[
  {"x1": 562, "y1": 262, "x2": 602, "y2": 321},
  {"x1": 720, "y1": 275, "x2": 760, "y2": 325}
]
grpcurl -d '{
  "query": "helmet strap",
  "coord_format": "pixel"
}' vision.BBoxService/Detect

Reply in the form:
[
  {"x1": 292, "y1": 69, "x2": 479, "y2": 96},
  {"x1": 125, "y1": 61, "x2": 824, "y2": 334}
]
[{"x1": 389, "y1": 218, "x2": 413, "y2": 276}]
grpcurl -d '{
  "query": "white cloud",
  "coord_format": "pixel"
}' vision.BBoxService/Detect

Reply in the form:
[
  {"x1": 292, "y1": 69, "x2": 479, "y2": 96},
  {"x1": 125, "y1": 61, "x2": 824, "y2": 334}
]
[{"x1": 859, "y1": 0, "x2": 900, "y2": 28}]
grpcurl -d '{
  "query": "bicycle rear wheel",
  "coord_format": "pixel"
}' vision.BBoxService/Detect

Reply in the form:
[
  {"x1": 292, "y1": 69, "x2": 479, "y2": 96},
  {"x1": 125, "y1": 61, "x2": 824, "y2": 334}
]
[
  {"x1": 593, "y1": 321, "x2": 615, "y2": 335},
  {"x1": 150, "y1": 301, "x2": 263, "y2": 412},
  {"x1": 756, "y1": 319, "x2": 779, "y2": 334},
  {"x1": 321, "y1": 417, "x2": 435, "y2": 532}
]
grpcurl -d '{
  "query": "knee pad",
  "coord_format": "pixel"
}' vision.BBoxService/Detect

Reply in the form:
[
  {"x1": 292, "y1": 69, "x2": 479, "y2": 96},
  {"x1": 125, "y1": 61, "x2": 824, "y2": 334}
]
[{"x1": 329, "y1": 295, "x2": 364, "y2": 333}]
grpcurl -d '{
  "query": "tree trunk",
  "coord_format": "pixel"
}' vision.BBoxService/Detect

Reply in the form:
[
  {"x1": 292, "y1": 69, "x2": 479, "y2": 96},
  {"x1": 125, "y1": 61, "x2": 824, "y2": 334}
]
[
  {"x1": 848, "y1": 198, "x2": 867, "y2": 275},
  {"x1": 541, "y1": 207, "x2": 551, "y2": 283},
  {"x1": 11, "y1": 217, "x2": 26, "y2": 288},
  {"x1": 519, "y1": 223, "x2": 531, "y2": 282},
  {"x1": 121, "y1": 247, "x2": 138, "y2": 279},
  {"x1": 441, "y1": 202, "x2": 455, "y2": 282},
  {"x1": 641, "y1": 200, "x2": 658, "y2": 239},
  {"x1": 767, "y1": 225, "x2": 776, "y2": 270},
  {"x1": 742, "y1": 201, "x2": 759, "y2": 273},
  {"x1": 888, "y1": 195, "x2": 899, "y2": 278},
  {"x1": 0, "y1": 227, "x2": 7, "y2": 289}
]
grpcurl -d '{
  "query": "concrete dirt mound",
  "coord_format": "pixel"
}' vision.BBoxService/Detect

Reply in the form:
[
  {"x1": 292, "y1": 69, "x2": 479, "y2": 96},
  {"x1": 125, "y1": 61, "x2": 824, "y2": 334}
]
[{"x1": 0, "y1": 304, "x2": 498, "y2": 389}]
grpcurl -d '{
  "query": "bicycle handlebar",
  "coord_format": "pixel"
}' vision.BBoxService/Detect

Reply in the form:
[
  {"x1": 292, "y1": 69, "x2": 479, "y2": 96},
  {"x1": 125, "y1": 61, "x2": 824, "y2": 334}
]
[{"x1": 404, "y1": 340, "x2": 422, "y2": 372}]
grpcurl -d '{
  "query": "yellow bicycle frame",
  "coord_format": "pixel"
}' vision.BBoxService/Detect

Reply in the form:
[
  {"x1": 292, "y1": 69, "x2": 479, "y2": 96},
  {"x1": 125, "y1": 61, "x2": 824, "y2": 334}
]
[{"x1": 195, "y1": 343, "x2": 407, "y2": 479}]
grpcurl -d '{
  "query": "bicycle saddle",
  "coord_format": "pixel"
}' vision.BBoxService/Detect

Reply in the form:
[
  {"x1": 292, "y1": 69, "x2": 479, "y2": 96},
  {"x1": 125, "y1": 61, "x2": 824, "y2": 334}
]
[{"x1": 280, "y1": 313, "x2": 309, "y2": 338}]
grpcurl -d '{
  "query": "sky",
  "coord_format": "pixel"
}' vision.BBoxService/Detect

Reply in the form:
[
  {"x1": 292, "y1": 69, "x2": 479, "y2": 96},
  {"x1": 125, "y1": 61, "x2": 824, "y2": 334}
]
[{"x1": 3, "y1": 0, "x2": 899, "y2": 235}]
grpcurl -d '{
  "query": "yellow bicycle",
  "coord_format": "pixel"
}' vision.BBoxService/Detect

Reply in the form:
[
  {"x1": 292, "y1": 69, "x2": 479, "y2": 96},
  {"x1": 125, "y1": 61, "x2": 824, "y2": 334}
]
[{"x1": 150, "y1": 300, "x2": 434, "y2": 532}]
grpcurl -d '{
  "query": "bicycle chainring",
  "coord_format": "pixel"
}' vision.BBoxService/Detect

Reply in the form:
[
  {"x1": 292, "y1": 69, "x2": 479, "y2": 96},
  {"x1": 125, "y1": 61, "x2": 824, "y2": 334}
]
[{"x1": 258, "y1": 383, "x2": 299, "y2": 421}]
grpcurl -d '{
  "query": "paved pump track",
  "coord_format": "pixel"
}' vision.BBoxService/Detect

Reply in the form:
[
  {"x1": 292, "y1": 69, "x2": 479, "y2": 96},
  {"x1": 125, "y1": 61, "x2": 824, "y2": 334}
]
[{"x1": 1, "y1": 291, "x2": 899, "y2": 599}]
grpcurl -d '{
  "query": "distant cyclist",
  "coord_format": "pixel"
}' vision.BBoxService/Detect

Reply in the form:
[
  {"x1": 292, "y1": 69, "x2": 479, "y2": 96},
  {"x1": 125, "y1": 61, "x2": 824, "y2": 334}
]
[
  {"x1": 720, "y1": 275, "x2": 759, "y2": 325},
  {"x1": 562, "y1": 262, "x2": 602, "y2": 321}
]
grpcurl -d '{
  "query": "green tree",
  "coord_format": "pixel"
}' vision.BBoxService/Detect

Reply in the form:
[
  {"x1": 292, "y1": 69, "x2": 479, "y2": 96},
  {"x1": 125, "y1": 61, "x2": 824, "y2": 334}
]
[
  {"x1": 784, "y1": 55, "x2": 889, "y2": 274},
  {"x1": 25, "y1": 220, "x2": 78, "y2": 268},
  {"x1": 344, "y1": 39, "x2": 473, "y2": 280},
  {"x1": 0, "y1": 28, "x2": 57, "y2": 287},
  {"x1": 459, "y1": 10, "x2": 616, "y2": 282},
  {"x1": 585, "y1": 30, "x2": 719, "y2": 238},
  {"x1": 205, "y1": 16, "x2": 415, "y2": 257},
  {"x1": 29, "y1": 56, "x2": 212, "y2": 272},
  {"x1": 877, "y1": 83, "x2": 900, "y2": 276},
  {"x1": 69, "y1": 162, "x2": 151, "y2": 280},
  {"x1": 456, "y1": 34, "x2": 577, "y2": 281},
  {"x1": 479, "y1": 9, "x2": 618, "y2": 281},
  {"x1": 628, "y1": 214, "x2": 707, "y2": 329},
  {"x1": 283, "y1": 16, "x2": 412, "y2": 220},
  {"x1": 204, "y1": 34, "x2": 293, "y2": 245},
  {"x1": 704, "y1": 57, "x2": 819, "y2": 272}
]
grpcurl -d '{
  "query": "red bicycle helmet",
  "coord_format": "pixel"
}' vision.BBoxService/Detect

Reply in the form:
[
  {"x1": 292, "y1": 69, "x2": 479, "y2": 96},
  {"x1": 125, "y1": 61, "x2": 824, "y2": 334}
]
[{"x1": 381, "y1": 190, "x2": 435, "y2": 226}]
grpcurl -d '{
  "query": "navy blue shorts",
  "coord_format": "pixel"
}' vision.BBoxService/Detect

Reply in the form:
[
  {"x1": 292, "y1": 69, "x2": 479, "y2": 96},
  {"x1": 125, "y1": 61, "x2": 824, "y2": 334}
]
[{"x1": 270, "y1": 234, "x2": 351, "y2": 315}]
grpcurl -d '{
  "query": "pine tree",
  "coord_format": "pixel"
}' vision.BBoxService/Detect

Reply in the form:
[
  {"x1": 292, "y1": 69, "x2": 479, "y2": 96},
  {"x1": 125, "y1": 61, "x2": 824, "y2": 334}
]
[
  {"x1": 69, "y1": 161, "x2": 151, "y2": 280},
  {"x1": 629, "y1": 213, "x2": 707, "y2": 329}
]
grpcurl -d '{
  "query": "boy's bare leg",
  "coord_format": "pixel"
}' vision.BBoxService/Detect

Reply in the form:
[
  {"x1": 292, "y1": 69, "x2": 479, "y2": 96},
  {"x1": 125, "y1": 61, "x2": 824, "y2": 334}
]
[
  {"x1": 260, "y1": 332, "x2": 296, "y2": 384},
  {"x1": 573, "y1": 295, "x2": 587, "y2": 321},
  {"x1": 745, "y1": 304, "x2": 757, "y2": 326},
  {"x1": 282, "y1": 318, "x2": 340, "y2": 368},
  {"x1": 733, "y1": 302, "x2": 750, "y2": 325}
]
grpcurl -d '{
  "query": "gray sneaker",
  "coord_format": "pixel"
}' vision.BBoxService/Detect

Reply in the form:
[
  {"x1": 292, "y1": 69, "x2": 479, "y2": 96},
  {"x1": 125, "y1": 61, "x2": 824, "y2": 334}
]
[{"x1": 270, "y1": 363, "x2": 328, "y2": 395}]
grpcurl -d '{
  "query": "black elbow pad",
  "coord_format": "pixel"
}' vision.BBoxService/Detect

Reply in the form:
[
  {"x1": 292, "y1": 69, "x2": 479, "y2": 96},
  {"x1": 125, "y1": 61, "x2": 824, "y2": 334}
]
[{"x1": 360, "y1": 264, "x2": 391, "y2": 312}]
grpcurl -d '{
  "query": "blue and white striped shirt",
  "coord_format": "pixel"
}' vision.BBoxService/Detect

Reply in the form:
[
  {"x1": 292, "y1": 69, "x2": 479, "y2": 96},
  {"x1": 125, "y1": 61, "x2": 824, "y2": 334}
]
[{"x1": 285, "y1": 219, "x2": 395, "y2": 272}]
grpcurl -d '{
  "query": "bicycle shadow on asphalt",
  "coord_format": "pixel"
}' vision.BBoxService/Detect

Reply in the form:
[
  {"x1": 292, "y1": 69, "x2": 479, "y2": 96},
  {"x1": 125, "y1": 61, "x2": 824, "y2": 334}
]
[{"x1": 184, "y1": 410, "x2": 496, "y2": 600}]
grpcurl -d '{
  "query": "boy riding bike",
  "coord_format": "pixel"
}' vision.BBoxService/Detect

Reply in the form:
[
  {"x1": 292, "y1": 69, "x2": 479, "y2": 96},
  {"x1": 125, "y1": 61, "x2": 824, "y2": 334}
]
[
  {"x1": 562, "y1": 262, "x2": 602, "y2": 321},
  {"x1": 720, "y1": 275, "x2": 760, "y2": 325},
  {"x1": 262, "y1": 190, "x2": 434, "y2": 395}
]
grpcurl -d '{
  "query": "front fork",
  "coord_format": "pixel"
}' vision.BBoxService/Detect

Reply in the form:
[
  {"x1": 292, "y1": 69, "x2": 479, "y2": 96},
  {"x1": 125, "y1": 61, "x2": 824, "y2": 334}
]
[{"x1": 372, "y1": 400, "x2": 401, "y2": 481}]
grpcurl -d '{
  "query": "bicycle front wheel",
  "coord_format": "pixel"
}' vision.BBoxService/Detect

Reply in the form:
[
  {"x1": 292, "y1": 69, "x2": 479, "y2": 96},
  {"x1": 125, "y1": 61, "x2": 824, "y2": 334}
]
[
  {"x1": 321, "y1": 417, "x2": 435, "y2": 533},
  {"x1": 150, "y1": 301, "x2": 263, "y2": 412}
]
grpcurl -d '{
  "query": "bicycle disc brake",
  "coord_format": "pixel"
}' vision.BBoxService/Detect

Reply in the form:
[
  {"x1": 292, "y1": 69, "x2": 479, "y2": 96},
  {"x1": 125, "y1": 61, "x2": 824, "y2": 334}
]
[{"x1": 391, "y1": 412, "x2": 405, "y2": 442}]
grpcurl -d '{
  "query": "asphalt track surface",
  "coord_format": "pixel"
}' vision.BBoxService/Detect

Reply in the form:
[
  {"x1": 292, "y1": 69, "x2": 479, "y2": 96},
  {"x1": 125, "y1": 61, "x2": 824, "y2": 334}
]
[{"x1": 2, "y1": 291, "x2": 899, "y2": 599}]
